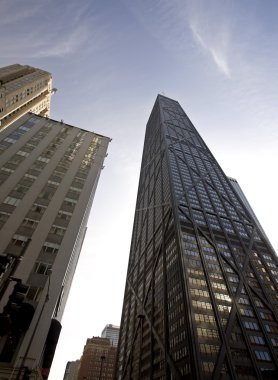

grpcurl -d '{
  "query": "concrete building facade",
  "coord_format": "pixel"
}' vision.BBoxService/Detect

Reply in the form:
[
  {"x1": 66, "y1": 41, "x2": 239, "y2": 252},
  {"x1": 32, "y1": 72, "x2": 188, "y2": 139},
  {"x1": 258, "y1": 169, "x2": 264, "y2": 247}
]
[
  {"x1": 0, "y1": 64, "x2": 53, "y2": 131},
  {"x1": 77, "y1": 337, "x2": 117, "y2": 380},
  {"x1": 101, "y1": 324, "x2": 120, "y2": 347},
  {"x1": 0, "y1": 113, "x2": 110, "y2": 379},
  {"x1": 63, "y1": 360, "x2": 80, "y2": 380},
  {"x1": 117, "y1": 95, "x2": 278, "y2": 379}
]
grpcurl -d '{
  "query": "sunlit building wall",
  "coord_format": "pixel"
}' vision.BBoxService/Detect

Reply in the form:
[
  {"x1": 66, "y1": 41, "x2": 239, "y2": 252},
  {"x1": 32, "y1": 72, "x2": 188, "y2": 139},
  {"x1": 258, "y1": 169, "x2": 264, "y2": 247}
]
[
  {"x1": 117, "y1": 95, "x2": 278, "y2": 379},
  {"x1": 0, "y1": 64, "x2": 53, "y2": 131},
  {"x1": 77, "y1": 337, "x2": 117, "y2": 380},
  {"x1": 0, "y1": 113, "x2": 110, "y2": 379}
]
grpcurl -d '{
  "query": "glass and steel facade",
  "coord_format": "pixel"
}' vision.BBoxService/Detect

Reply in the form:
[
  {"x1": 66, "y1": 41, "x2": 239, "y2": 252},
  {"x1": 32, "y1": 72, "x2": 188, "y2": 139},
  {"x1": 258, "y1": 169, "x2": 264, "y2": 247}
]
[
  {"x1": 117, "y1": 95, "x2": 278, "y2": 379},
  {"x1": 101, "y1": 324, "x2": 120, "y2": 347}
]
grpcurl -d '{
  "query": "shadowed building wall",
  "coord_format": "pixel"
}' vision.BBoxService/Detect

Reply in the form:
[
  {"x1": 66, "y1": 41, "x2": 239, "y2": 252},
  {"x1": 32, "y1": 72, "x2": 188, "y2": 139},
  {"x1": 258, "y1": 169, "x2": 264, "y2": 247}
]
[{"x1": 63, "y1": 360, "x2": 80, "y2": 380}]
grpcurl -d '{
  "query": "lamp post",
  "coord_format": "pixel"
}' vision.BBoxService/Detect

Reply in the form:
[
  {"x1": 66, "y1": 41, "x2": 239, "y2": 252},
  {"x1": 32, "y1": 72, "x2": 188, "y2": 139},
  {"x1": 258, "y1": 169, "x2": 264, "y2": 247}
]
[{"x1": 99, "y1": 355, "x2": 105, "y2": 380}]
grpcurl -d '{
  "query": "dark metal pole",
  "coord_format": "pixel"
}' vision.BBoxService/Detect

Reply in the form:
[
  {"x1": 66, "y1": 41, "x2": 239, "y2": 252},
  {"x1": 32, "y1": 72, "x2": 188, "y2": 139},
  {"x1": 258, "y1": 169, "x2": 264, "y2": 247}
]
[{"x1": 99, "y1": 355, "x2": 105, "y2": 380}]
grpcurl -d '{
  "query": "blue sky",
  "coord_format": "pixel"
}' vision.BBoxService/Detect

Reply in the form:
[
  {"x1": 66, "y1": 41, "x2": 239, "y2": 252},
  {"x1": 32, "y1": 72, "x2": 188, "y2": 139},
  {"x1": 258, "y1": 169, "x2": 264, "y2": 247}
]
[{"x1": 1, "y1": 0, "x2": 278, "y2": 378}]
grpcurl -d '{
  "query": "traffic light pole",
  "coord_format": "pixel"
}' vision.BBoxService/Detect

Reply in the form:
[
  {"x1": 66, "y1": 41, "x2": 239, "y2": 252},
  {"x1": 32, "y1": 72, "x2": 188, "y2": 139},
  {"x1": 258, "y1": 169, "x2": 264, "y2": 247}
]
[
  {"x1": 0, "y1": 239, "x2": 31, "y2": 301},
  {"x1": 15, "y1": 271, "x2": 51, "y2": 380}
]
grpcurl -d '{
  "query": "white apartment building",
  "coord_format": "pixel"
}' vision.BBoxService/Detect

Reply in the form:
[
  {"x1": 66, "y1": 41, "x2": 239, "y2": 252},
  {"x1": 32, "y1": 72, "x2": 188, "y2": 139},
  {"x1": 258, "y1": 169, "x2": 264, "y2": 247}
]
[{"x1": 0, "y1": 113, "x2": 110, "y2": 379}]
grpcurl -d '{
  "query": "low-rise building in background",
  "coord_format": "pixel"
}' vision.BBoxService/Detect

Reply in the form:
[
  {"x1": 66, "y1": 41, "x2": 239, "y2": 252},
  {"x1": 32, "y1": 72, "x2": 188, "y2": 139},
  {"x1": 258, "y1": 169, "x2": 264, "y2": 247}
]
[{"x1": 77, "y1": 337, "x2": 117, "y2": 380}]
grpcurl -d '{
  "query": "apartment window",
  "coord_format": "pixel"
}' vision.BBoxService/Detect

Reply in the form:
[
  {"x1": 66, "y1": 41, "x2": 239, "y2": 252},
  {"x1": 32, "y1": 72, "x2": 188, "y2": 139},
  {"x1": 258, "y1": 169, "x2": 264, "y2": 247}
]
[
  {"x1": 3, "y1": 196, "x2": 21, "y2": 206},
  {"x1": 212, "y1": 282, "x2": 227, "y2": 291},
  {"x1": 255, "y1": 350, "x2": 271, "y2": 361},
  {"x1": 31, "y1": 160, "x2": 46, "y2": 170},
  {"x1": 255, "y1": 299, "x2": 264, "y2": 307},
  {"x1": 200, "y1": 344, "x2": 219, "y2": 355},
  {"x1": 75, "y1": 170, "x2": 88, "y2": 179},
  {"x1": 250, "y1": 335, "x2": 265, "y2": 345},
  {"x1": 8, "y1": 154, "x2": 25, "y2": 166},
  {"x1": 39, "y1": 186, "x2": 56, "y2": 200},
  {"x1": 238, "y1": 297, "x2": 250, "y2": 305},
  {"x1": 11, "y1": 234, "x2": 29, "y2": 246},
  {"x1": 14, "y1": 184, "x2": 29, "y2": 194},
  {"x1": 34, "y1": 262, "x2": 52, "y2": 275},
  {"x1": 244, "y1": 321, "x2": 259, "y2": 331},
  {"x1": 260, "y1": 312, "x2": 274, "y2": 321},
  {"x1": 64, "y1": 197, "x2": 78, "y2": 207},
  {"x1": 26, "y1": 286, "x2": 42, "y2": 301},
  {"x1": 30, "y1": 203, "x2": 47, "y2": 214},
  {"x1": 214, "y1": 293, "x2": 231, "y2": 302},
  {"x1": 24, "y1": 173, "x2": 37, "y2": 180},
  {"x1": 192, "y1": 300, "x2": 213, "y2": 310},
  {"x1": 41, "y1": 242, "x2": 60, "y2": 254},
  {"x1": 57, "y1": 210, "x2": 72, "y2": 221},
  {"x1": 7, "y1": 132, "x2": 23, "y2": 141},
  {"x1": 240, "y1": 309, "x2": 254, "y2": 317},
  {"x1": 197, "y1": 327, "x2": 219, "y2": 338},
  {"x1": 55, "y1": 165, "x2": 67, "y2": 175},
  {"x1": 265, "y1": 324, "x2": 278, "y2": 333},
  {"x1": 18, "y1": 118, "x2": 35, "y2": 132},
  {"x1": 3, "y1": 137, "x2": 17, "y2": 144},
  {"x1": 0, "y1": 141, "x2": 11, "y2": 154},
  {"x1": 48, "y1": 180, "x2": 60, "y2": 187},
  {"x1": 22, "y1": 218, "x2": 38, "y2": 229},
  {"x1": 190, "y1": 288, "x2": 209, "y2": 298},
  {"x1": 1, "y1": 167, "x2": 14, "y2": 174},
  {"x1": 49, "y1": 225, "x2": 66, "y2": 236},
  {"x1": 271, "y1": 338, "x2": 278, "y2": 346},
  {"x1": 72, "y1": 177, "x2": 85, "y2": 188},
  {"x1": 17, "y1": 150, "x2": 30, "y2": 157},
  {"x1": 0, "y1": 211, "x2": 11, "y2": 222},
  {"x1": 37, "y1": 156, "x2": 50, "y2": 163},
  {"x1": 69, "y1": 186, "x2": 82, "y2": 193}
]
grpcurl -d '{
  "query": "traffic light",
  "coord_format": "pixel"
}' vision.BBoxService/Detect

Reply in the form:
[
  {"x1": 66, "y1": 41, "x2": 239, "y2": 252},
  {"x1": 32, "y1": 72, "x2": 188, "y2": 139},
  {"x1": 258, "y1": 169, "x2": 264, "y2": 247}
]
[
  {"x1": 0, "y1": 314, "x2": 11, "y2": 336},
  {"x1": 3, "y1": 281, "x2": 34, "y2": 333},
  {"x1": 4, "y1": 282, "x2": 28, "y2": 314},
  {"x1": 22, "y1": 367, "x2": 32, "y2": 380},
  {"x1": 0, "y1": 255, "x2": 12, "y2": 276}
]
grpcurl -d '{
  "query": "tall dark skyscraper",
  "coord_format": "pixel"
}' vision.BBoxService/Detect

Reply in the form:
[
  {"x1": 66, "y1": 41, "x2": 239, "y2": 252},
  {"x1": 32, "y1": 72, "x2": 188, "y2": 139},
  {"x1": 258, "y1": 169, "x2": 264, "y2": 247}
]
[{"x1": 117, "y1": 95, "x2": 278, "y2": 380}]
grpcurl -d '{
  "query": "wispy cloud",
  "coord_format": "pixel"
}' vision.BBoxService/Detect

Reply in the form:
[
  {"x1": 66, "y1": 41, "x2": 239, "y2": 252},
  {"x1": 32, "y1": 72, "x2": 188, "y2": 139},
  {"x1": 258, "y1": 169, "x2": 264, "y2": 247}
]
[
  {"x1": 0, "y1": 26, "x2": 89, "y2": 59},
  {"x1": 0, "y1": 0, "x2": 43, "y2": 26},
  {"x1": 0, "y1": 0, "x2": 93, "y2": 59},
  {"x1": 123, "y1": 0, "x2": 232, "y2": 78},
  {"x1": 189, "y1": 22, "x2": 231, "y2": 78},
  {"x1": 187, "y1": 0, "x2": 232, "y2": 78},
  {"x1": 33, "y1": 25, "x2": 89, "y2": 58}
]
